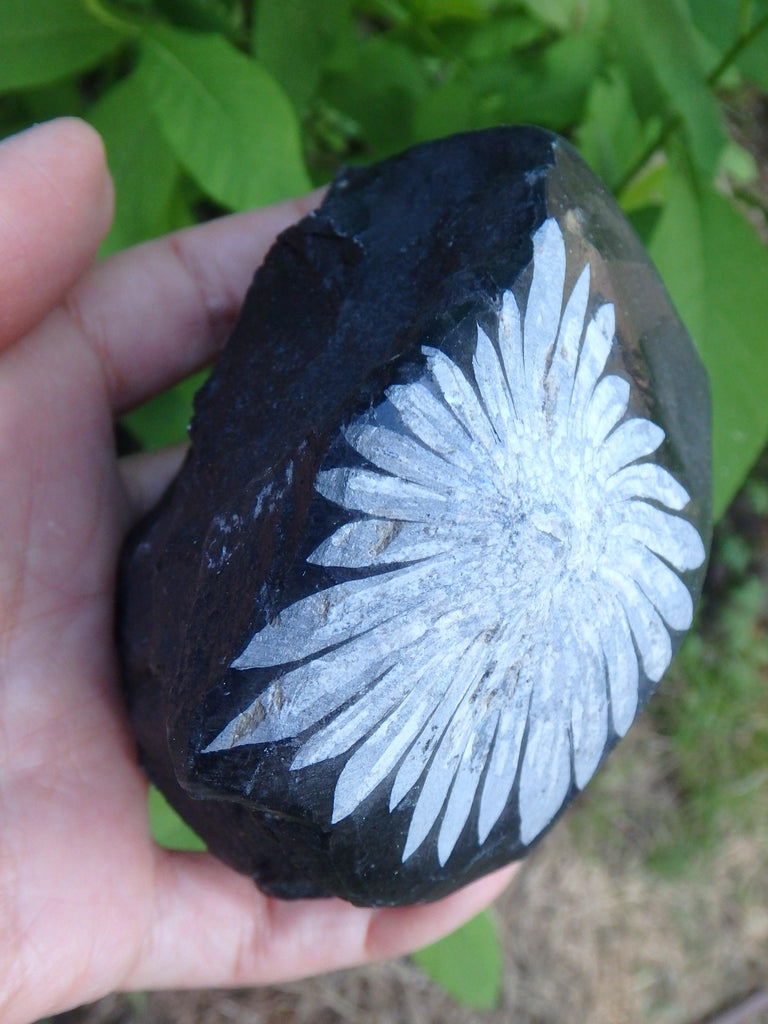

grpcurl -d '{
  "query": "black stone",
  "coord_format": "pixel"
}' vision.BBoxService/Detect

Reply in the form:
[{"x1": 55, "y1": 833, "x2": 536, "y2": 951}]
[{"x1": 118, "y1": 127, "x2": 712, "y2": 907}]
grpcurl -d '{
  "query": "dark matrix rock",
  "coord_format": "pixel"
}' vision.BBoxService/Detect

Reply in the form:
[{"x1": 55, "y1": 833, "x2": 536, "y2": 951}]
[{"x1": 118, "y1": 127, "x2": 712, "y2": 907}]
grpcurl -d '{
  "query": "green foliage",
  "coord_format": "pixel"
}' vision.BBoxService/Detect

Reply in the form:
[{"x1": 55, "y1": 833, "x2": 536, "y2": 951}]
[
  {"x1": 0, "y1": 0, "x2": 124, "y2": 92},
  {"x1": 148, "y1": 785, "x2": 207, "y2": 850},
  {"x1": 649, "y1": 167, "x2": 768, "y2": 518},
  {"x1": 3, "y1": 0, "x2": 768, "y2": 1007},
  {"x1": 648, "y1": 464, "x2": 768, "y2": 872},
  {"x1": 412, "y1": 908, "x2": 502, "y2": 1008}
]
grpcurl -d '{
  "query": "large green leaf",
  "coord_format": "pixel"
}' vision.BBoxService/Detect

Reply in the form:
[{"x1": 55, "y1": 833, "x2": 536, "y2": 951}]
[
  {"x1": 255, "y1": 0, "x2": 352, "y2": 110},
  {"x1": 650, "y1": 170, "x2": 768, "y2": 518},
  {"x1": 413, "y1": 909, "x2": 502, "y2": 1008},
  {"x1": 149, "y1": 786, "x2": 206, "y2": 851},
  {"x1": 577, "y1": 66, "x2": 644, "y2": 190},
  {"x1": 0, "y1": 0, "x2": 124, "y2": 93},
  {"x1": 612, "y1": 0, "x2": 726, "y2": 177},
  {"x1": 137, "y1": 24, "x2": 310, "y2": 211},
  {"x1": 89, "y1": 73, "x2": 179, "y2": 256}
]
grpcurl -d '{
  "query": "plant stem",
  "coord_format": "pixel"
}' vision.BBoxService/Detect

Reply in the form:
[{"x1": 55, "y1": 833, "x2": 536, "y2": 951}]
[
  {"x1": 706, "y1": 11, "x2": 768, "y2": 86},
  {"x1": 615, "y1": 12, "x2": 768, "y2": 195}
]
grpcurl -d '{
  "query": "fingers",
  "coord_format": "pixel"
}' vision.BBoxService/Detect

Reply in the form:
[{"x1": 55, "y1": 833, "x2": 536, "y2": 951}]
[
  {"x1": 0, "y1": 119, "x2": 114, "y2": 351},
  {"x1": 65, "y1": 190, "x2": 324, "y2": 416},
  {"x1": 126, "y1": 849, "x2": 516, "y2": 993}
]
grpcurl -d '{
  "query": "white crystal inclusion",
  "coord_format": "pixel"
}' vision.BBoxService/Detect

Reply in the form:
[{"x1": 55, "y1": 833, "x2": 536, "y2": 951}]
[{"x1": 205, "y1": 217, "x2": 705, "y2": 867}]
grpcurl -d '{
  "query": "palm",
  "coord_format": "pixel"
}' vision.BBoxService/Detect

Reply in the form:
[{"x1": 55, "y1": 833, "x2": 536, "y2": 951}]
[{"x1": 0, "y1": 119, "x2": 513, "y2": 1024}]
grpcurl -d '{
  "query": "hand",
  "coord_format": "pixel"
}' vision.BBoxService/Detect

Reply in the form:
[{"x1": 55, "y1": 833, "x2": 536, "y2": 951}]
[{"x1": 0, "y1": 119, "x2": 514, "y2": 1024}]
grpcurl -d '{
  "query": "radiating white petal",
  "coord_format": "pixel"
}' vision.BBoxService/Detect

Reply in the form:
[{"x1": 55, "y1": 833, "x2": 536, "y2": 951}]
[
  {"x1": 345, "y1": 421, "x2": 469, "y2": 493},
  {"x1": 605, "y1": 461, "x2": 691, "y2": 510},
  {"x1": 498, "y1": 288, "x2": 529, "y2": 423},
  {"x1": 234, "y1": 560, "x2": 447, "y2": 669},
  {"x1": 401, "y1": 654, "x2": 490, "y2": 862},
  {"x1": 569, "y1": 622, "x2": 608, "y2": 789},
  {"x1": 423, "y1": 347, "x2": 498, "y2": 454},
  {"x1": 213, "y1": 610, "x2": 446, "y2": 752},
  {"x1": 602, "y1": 568, "x2": 672, "y2": 682},
  {"x1": 385, "y1": 382, "x2": 478, "y2": 475},
  {"x1": 583, "y1": 375, "x2": 630, "y2": 448},
  {"x1": 613, "y1": 500, "x2": 706, "y2": 572},
  {"x1": 517, "y1": 647, "x2": 574, "y2": 844},
  {"x1": 608, "y1": 536, "x2": 694, "y2": 631},
  {"x1": 569, "y1": 303, "x2": 615, "y2": 419},
  {"x1": 328, "y1": 640, "x2": 466, "y2": 821},
  {"x1": 598, "y1": 419, "x2": 665, "y2": 479},
  {"x1": 437, "y1": 707, "x2": 500, "y2": 865},
  {"x1": 473, "y1": 325, "x2": 514, "y2": 444},
  {"x1": 316, "y1": 467, "x2": 448, "y2": 522},
  {"x1": 390, "y1": 635, "x2": 492, "y2": 812},
  {"x1": 477, "y1": 660, "x2": 534, "y2": 843},
  {"x1": 599, "y1": 594, "x2": 639, "y2": 736},
  {"x1": 548, "y1": 264, "x2": 590, "y2": 422},
  {"x1": 291, "y1": 663, "x2": 412, "y2": 771},
  {"x1": 524, "y1": 219, "x2": 566, "y2": 411},
  {"x1": 308, "y1": 518, "x2": 449, "y2": 569}
]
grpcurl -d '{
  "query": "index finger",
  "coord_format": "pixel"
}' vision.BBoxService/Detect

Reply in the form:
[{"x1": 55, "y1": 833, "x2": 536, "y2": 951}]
[
  {"x1": 0, "y1": 118, "x2": 114, "y2": 350},
  {"x1": 63, "y1": 191, "x2": 323, "y2": 415}
]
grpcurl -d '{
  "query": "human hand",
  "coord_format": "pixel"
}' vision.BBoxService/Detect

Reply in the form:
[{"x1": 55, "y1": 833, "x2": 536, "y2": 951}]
[{"x1": 0, "y1": 119, "x2": 514, "y2": 1023}]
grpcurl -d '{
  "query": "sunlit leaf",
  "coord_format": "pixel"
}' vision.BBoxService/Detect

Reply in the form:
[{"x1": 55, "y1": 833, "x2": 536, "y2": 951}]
[
  {"x1": 650, "y1": 168, "x2": 768, "y2": 518},
  {"x1": 122, "y1": 370, "x2": 208, "y2": 450},
  {"x1": 149, "y1": 786, "x2": 206, "y2": 851},
  {"x1": 413, "y1": 909, "x2": 502, "y2": 1008},
  {"x1": 137, "y1": 24, "x2": 310, "y2": 211},
  {"x1": 0, "y1": 0, "x2": 124, "y2": 93},
  {"x1": 89, "y1": 73, "x2": 179, "y2": 256}
]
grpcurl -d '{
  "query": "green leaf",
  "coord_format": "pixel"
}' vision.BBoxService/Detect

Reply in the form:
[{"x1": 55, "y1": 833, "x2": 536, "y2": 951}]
[
  {"x1": 500, "y1": 32, "x2": 600, "y2": 131},
  {"x1": 649, "y1": 168, "x2": 768, "y2": 518},
  {"x1": 149, "y1": 786, "x2": 206, "y2": 851},
  {"x1": 413, "y1": 77, "x2": 474, "y2": 143},
  {"x1": 577, "y1": 66, "x2": 644, "y2": 190},
  {"x1": 413, "y1": 909, "x2": 502, "y2": 1008},
  {"x1": 612, "y1": 0, "x2": 725, "y2": 178},
  {"x1": 122, "y1": 370, "x2": 208, "y2": 449},
  {"x1": 0, "y1": 0, "x2": 125, "y2": 92},
  {"x1": 321, "y1": 36, "x2": 428, "y2": 159},
  {"x1": 137, "y1": 24, "x2": 310, "y2": 211},
  {"x1": 89, "y1": 73, "x2": 179, "y2": 256},
  {"x1": 255, "y1": 0, "x2": 352, "y2": 110}
]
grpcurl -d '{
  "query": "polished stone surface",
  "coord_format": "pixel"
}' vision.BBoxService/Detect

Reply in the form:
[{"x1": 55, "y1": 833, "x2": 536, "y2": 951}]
[{"x1": 118, "y1": 127, "x2": 712, "y2": 907}]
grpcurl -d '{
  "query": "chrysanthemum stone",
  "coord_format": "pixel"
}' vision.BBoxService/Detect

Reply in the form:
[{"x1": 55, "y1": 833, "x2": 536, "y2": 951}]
[{"x1": 118, "y1": 126, "x2": 711, "y2": 907}]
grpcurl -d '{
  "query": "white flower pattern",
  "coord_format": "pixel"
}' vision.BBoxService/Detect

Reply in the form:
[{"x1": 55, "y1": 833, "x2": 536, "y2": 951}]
[{"x1": 205, "y1": 218, "x2": 705, "y2": 867}]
